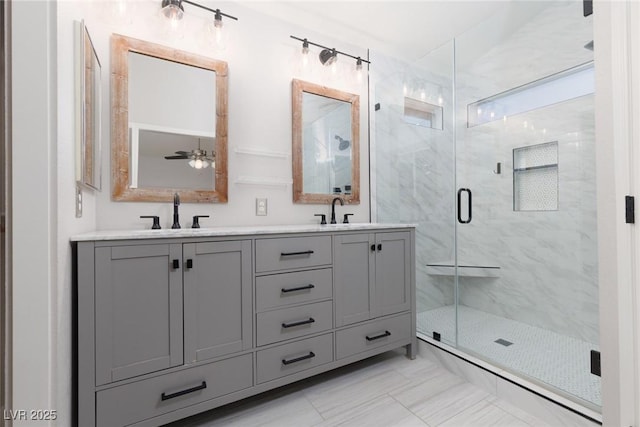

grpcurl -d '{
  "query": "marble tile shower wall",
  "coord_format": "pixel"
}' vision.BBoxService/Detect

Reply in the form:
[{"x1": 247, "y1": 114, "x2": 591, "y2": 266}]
[
  {"x1": 373, "y1": 1, "x2": 598, "y2": 345},
  {"x1": 455, "y1": 97, "x2": 597, "y2": 345}
]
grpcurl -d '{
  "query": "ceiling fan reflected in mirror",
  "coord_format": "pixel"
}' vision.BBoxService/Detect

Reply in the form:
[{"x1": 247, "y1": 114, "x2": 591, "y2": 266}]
[{"x1": 164, "y1": 139, "x2": 216, "y2": 169}]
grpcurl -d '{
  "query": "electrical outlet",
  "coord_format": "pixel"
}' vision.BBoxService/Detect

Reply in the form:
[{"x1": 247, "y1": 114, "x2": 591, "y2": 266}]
[
  {"x1": 75, "y1": 185, "x2": 83, "y2": 218},
  {"x1": 256, "y1": 198, "x2": 267, "y2": 216}
]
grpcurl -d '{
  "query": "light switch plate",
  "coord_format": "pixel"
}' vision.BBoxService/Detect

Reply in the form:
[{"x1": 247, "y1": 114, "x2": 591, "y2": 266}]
[
  {"x1": 256, "y1": 198, "x2": 267, "y2": 216},
  {"x1": 75, "y1": 185, "x2": 83, "y2": 218}
]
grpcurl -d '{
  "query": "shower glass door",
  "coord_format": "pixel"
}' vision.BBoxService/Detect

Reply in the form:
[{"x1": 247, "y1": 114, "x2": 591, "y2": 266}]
[
  {"x1": 373, "y1": 0, "x2": 599, "y2": 411},
  {"x1": 373, "y1": 40, "x2": 457, "y2": 347},
  {"x1": 453, "y1": 1, "x2": 599, "y2": 409}
]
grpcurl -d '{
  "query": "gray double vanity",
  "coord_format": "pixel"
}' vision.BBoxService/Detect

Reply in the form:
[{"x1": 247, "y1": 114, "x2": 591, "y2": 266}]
[{"x1": 72, "y1": 224, "x2": 416, "y2": 426}]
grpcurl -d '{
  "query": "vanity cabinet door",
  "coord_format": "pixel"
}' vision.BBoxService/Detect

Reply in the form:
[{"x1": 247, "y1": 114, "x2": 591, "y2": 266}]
[
  {"x1": 334, "y1": 233, "x2": 375, "y2": 327},
  {"x1": 334, "y1": 231, "x2": 411, "y2": 327},
  {"x1": 183, "y1": 240, "x2": 252, "y2": 363},
  {"x1": 374, "y1": 232, "x2": 411, "y2": 317},
  {"x1": 95, "y1": 244, "x2": 183, "y2": 386}
]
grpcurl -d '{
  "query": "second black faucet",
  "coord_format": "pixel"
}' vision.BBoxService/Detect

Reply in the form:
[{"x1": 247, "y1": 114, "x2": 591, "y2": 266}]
[
  {"x1": 330, "y1": 197, "x2": 344, "y2": 224},
  {"x1": 172, "y1": 193, "x2": 181, "y2": 229}
]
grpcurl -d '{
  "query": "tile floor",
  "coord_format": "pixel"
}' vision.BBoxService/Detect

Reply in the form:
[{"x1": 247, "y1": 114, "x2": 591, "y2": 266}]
[
  {"x1": 167, "y1": 349, "x2": 554, "y2": 427},
  {"x1": 417, "y1": 306, "x2": 601, "y2": 406}
]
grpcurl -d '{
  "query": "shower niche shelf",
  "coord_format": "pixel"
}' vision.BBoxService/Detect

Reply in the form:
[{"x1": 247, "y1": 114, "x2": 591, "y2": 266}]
[{"x1": 426, "y1": 262, "x2": 500, "y2": 278}]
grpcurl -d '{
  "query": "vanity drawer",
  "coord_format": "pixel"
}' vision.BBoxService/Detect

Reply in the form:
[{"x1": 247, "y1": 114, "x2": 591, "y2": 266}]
[
  {"x1": 335, "y1": 313, "x2": 411, "y2": 360},
  {"x1": 256, "y1": 268, "x2": 333, "y2": 311},
  {"x1": 255, "y1": 236, "x2": 332, "y2": 273},
  {"x1": 256, "y1": 300, "x2": 333, "y2": 346},
  {"x1": 96, "y1": 353, "x2": 253, "y2": 427},
  {"x1": 256, "y1": 333, "x2": 333, "y2": 384}
]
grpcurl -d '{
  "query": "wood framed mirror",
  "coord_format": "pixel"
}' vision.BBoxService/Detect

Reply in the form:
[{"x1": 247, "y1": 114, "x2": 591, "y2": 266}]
[
  {"x1": 292, "y1": 79, "x2": 360, "y2": 204},
  {"x1": 111, "y1": 34, "x2": 228, "y2": 203},
  {"x1": 76, "y1": 20, "x2": 102, "y2": 191}
]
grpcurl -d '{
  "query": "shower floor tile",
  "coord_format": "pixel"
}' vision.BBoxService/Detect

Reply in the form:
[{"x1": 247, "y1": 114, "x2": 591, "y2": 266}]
[{"x1": 417, "y1": 305, "x2": 601, "y2": 407}]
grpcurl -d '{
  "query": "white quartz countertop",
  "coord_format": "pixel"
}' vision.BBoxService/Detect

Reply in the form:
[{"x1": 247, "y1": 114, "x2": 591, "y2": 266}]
[{"x1": 70, "y1": 223, "x2": 416, "y2": 242}]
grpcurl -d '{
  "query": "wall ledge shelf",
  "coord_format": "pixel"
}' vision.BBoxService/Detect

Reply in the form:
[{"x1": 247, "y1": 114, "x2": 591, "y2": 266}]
[
  {"x1": 426, "y1": 262, "x2": 500, "y2": 278},
  {"x1": 234, "y1": 176, "x2": 292, "y2": 187},
  {"x1": 234, "y1": 146, "x2": 289, "y2": 159}
]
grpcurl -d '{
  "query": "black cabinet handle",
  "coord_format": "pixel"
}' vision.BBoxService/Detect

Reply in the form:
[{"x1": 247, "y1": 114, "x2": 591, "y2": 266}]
[
  {"x1": 281, "y1": 284, "x2": 315, "y2": 293},
  {"x1": 282, "y1": 352, "x2": 315, "y2": 366},
  {"x1": 161, "y1": 381, "x2": 207, "y2": 401},
  {"x1": 172, "y1": 259, "x2": 180, "y2": 269},
  {"x1": 377, "y1": 243, "x2": 382, "y2": 251},
  {"x1": 370, "y1": 244, "x2": 376, "y2": 252},
  {"x1": 366, "y1": 330, "x2": 391, "y2": 341},
  {"x1": 282, "y1": 318, "x2": 315, "y2": 328},
  {"x1": 457, "y1": 188, "x2": 472, "y2": 224},
  {"x1": 281, "y1": 250, "x2": 315, "y2": 257},
  {"x1": 186, "y1": 259, "x2": 193, "y2": 269}
]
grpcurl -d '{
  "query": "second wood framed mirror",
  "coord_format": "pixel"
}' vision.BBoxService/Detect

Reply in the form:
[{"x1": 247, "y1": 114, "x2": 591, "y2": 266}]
[
  {"x1": 292, "y1": 79, "x2": 360, "y2": 204},
  {"x1": 111, "y1": 34, "x2": 228, "y2": 203}
]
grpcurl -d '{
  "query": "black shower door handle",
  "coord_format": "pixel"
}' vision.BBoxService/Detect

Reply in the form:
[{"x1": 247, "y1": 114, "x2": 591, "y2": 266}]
[{"x1": 457, "y1": 188, "x2": 472, "y2": 224}]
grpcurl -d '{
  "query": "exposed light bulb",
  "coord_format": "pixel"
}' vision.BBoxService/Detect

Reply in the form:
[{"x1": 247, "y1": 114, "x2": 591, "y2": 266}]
[
  {"x1": 202, "y1": 160, "x2": 210, "y2": 169},
  {"x1": 194, "y1": 159, "x2": 204, "y2": 169},
  {"x1": 331, "y1": 57, "x2": 338, "y2": 75},
  {"x1": 213, "y1": 16, "x2": 224, "y2": 48},
  {"x1": 438, "y1": 95, "x2": 443, "y2": 105},
  {"x1": 355, "y1": 58, "x2": 364, "y2": 84},
  {"x1": 161, "y1": 0, "x2": 183, "y2": 21},
  {"x1": 403, "y1": 85, "x2": 408, "y2": 96},
  {"x1": 188, "y1": 159, "x2": 196, "y2": 168}
]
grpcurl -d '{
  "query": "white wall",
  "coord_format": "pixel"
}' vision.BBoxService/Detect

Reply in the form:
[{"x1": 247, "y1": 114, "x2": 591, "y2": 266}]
[{"x1": 74, "y1": 0, "x2": 369, "y2": 231}]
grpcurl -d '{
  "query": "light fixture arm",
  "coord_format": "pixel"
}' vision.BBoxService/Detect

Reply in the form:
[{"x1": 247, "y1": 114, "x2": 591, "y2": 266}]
[
  {"x1": 290, "y1": 35, "x2": 370, "y2": 64},
  {"x1": 170, "y1": 0, "x2": 238, "y2": 21}
]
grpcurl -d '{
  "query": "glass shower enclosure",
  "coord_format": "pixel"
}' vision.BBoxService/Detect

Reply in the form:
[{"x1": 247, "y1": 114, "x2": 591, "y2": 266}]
[{"x1": 373, "y1": 1, "x2": 599, "y2": 410}]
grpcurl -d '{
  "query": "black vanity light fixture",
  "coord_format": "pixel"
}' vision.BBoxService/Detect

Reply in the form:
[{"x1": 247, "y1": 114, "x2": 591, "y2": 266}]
[
  {"x1": 291, "y1": 35, "x2": 370, "y2": 79},
  {"x1": 161, "y1": 0, "x2": 238, "y2": 47}
]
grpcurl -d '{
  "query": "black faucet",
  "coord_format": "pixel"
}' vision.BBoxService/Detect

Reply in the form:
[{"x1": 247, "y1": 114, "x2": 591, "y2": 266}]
[
  {"x1": 172, "y1": 193, "x2": 181, "y2": 229},
  {"x1": 330, "y1": 197, "x2": 344, "y2": 224}
]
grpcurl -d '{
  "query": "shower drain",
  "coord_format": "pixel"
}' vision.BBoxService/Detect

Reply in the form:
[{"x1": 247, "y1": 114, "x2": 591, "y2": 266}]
[{"x1": 494, "y1": 338, "x2": 513, "y2": 347}]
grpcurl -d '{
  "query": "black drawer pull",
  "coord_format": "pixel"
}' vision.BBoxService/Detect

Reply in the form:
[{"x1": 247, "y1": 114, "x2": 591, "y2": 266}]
[
  {"x1": 282, "y1": 317, "x2": 315, "y2": 328},
  {"x1": 281, "y1": 250, "x2": 315, "y2": 257},
  {"x1": 172, "y1": 259, "x2": 180, "y2": 269},
  {"x1": 377, "y1": 243, "x2": 382, "y2": 251},
  {"x1": 161, "y1": 381, "x2": 207, "y2": 401},
  {"x1": 370, "y1": 244, "x2": 376, "y2": 252},
  {"x1": 282, "y1": 351, "x2": 315, "y2": 365},
  {"x1": 186, "y1": 259, "x2": 193, "y2": 269},
  {"x1": 281, "y1": 284, "x2": 315, "y2": 293},
  {"x1": 366, "y1": 330, "x2": 391, "y2": 341}
]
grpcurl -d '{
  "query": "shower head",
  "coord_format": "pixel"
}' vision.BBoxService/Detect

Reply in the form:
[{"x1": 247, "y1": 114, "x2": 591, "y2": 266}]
[
  {"x1": 584, "y1": 40, "x2": 594, "y2": 51},
  {"x1": 335, "y1": 135, "x2": 350, "y2": 151}
]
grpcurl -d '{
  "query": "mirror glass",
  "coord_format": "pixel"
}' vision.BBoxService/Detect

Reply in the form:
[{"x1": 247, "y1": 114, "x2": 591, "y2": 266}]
[
  {"x1": 76, "y1": 20, "x2": 102, "y2": 191},
  {"x1": 128, "y1": 52, "x2": 216, "y2": 191},
  {"x1": 111, "y1": 34, "x2": 228, "y2": 203},
  {"x1": 292, "y1": 79, "x2": 360, "y2": 204}
]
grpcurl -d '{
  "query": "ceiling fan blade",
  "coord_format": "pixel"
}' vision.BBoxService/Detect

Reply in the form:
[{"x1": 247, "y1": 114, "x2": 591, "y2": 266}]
[
  {"x1": 164, "y1": 155, "x2": 189, "y2": 160},
  {"x1": 174, "y1": 151, "x2": 190, "y2": 155}
]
